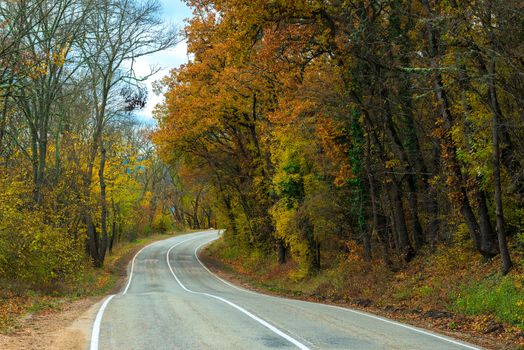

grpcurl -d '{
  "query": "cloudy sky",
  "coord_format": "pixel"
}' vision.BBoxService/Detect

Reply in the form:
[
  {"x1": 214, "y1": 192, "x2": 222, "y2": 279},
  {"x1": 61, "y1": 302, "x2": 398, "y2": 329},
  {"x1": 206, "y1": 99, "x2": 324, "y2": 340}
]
[{"x1": 133, "y1": 0, "x2": 193, "y2": 123}]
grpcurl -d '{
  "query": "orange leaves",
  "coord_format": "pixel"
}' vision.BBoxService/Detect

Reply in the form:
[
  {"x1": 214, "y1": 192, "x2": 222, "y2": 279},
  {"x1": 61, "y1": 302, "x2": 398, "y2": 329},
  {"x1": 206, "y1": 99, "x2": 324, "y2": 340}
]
[
  {"x1": 334, "y1": 165, "x2": 353, "y2": 187},
  {"x1": 316, "y1": 117, "x2": 347, "y2": 158},
  {"x1": 154, "y1": 62, "x2": 222, "y2": 156},
  {"x1": 0, "y1": 291, "x2": 32, "y2": 331}
]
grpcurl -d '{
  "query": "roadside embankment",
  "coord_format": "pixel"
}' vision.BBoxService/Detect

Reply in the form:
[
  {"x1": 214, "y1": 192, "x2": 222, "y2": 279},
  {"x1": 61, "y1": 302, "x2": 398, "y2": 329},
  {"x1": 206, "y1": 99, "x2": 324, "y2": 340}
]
[{"x1": 201, "y1": 237, "x2": 524, "y2": 350}]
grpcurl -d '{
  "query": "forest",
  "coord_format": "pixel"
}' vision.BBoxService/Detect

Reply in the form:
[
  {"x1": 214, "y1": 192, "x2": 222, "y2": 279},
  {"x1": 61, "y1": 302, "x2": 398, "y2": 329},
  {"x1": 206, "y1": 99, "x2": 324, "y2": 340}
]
[
  {"x1": 0, "y1": 0, "x2": 199, "y2": 291},
  {"x1": 1, "y1": 0, "x2": 524, "y2": 343},
  {"x1": 156, "y1": 0, "x2": 523, "y2": 276}
]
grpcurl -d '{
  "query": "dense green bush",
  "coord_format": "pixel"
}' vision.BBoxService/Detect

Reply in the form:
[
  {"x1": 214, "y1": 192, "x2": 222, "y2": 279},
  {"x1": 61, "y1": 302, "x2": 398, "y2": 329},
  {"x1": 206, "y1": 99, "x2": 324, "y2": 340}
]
[{"x1": 453, "y1": 274, "x2": 524, "y2": 328}]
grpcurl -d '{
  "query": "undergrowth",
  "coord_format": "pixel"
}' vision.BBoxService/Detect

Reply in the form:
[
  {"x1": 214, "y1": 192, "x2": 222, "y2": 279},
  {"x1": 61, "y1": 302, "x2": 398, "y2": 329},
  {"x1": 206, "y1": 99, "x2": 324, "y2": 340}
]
[
  {"x1": 206, "y1": 236, "x2": 524, "y2": 332},
  {"x1": 453, "y1": 274, "x2": 524, "y2": 328}
]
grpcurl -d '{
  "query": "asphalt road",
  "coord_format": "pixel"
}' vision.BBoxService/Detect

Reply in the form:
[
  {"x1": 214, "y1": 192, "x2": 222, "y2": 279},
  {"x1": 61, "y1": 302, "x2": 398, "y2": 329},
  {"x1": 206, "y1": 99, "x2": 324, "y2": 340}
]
[{"x1": 91, "y1": 230, "x2": 482, "y2": 350}]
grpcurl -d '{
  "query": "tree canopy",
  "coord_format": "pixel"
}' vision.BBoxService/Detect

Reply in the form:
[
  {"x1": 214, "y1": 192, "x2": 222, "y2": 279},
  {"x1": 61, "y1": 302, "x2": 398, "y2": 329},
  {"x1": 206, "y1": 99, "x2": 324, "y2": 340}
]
[{"x1": 154, "y1": 0, "x2": 524, "y2": 275}]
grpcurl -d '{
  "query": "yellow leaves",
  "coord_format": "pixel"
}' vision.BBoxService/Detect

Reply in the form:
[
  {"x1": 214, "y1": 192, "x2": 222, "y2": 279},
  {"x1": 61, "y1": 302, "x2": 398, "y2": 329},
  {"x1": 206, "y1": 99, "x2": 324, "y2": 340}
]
[
  {"x1": 427, "y1": 175, "x2": 440, "y2": 187},
  {"x1": 385, "y1": 159, "x2": 400, "y2": 169},
  {"x1": 27, "y1": 60, "x2": 49, "y2": 78},
  {"x1": 0, "y1": 172, "x2": 87, "y2": 287},
  {"x1": 22, "y1": 42, "x2": 70, "y2": 79},
  {"x1": 270, "y1": 202, "x2": 297, "y2": 240},
  {"x1": 52, "y1": 44, "x2": 69, "y2": 66},
  {"x1": 334, "y1": 165, "x2": 352, "y2": 187},
  {"x1": 450, "y1": 123, "x2": 464, "y2": 145}
]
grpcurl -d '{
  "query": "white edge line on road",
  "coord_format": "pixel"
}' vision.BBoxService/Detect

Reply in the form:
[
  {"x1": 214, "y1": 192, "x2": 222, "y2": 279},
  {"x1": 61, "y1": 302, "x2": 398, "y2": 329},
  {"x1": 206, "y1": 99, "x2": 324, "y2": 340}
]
[
  {"x1": 89, "y1": 234, "x2": 201, "y2": 350},
  {"x1": 122, "y1": 240, "x2": 162, "y2": 295},
  {"x1": 166, "y1": 238, "x2": 310, "y2": 350},
  {"x1": 193, "y1": 233, "x2": 482, "y2": 350},
  {"x1": 322, "y1": 303, "x2": 482, "y2": 350},
  {"x1": 193, "y1": 238, "x2": 258, "y2": 295},
  {"x1": 90, "y1": 294, "x2": 115, "y2": 350}
]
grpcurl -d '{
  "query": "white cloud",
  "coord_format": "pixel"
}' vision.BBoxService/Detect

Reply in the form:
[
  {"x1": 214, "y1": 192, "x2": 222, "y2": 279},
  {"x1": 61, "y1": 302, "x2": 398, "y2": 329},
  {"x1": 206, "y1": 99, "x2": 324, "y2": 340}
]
[
  {"x1": 133, "y1": 40, "x2": 189, "y2": 124},
  {"x1": 132, "y1": 0, "x2": 193, "y2": 124}
]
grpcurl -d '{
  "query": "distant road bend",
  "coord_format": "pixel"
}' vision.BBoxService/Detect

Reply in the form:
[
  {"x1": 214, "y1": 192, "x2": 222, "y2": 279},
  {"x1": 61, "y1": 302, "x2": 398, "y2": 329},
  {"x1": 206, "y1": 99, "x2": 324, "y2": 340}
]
[{"x1": 90, "y1": 230, "x2": 482, "y2": 350}]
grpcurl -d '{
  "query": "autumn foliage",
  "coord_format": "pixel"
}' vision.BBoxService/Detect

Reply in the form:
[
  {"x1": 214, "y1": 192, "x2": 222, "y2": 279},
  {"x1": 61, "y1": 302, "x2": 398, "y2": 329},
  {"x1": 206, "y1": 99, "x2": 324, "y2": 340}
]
[
  {"x1": 155, "y1": 0, "x2": 524, "y2": 276},
  {"x1": 0, "y1": 0, "x2": 182, "y2": 292}
]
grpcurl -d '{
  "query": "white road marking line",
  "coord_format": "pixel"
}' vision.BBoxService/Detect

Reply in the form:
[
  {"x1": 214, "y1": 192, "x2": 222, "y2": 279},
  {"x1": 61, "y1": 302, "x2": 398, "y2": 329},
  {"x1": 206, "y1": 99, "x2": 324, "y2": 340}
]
[
  {"x1": 90, "y1": 294, "x2": 115, "y2": 350},
  {"x1": 323, "y1": 304, "x2": 483, "y2": 350},
  {"x1": 166, "y1": 239, "x2": 311, "y2": 350},
  {"x1": 193, "y1": 238, "x2": 257, "y2": 295},
  {"x1": 192, "y1": 230, "x2": 258, "y2": 295},
  {"x1": 122, "y1": 240, "x2": 162, "y2": 295},
  {"x1": 193, "y1": 239, "x2": 317, "y2": 349},
  {"x1": 90, "y1": 234, "x2": 201, "y2": 350},
  {"x1": 194, "y1": 232, "x2": 482, "y2": 350}
]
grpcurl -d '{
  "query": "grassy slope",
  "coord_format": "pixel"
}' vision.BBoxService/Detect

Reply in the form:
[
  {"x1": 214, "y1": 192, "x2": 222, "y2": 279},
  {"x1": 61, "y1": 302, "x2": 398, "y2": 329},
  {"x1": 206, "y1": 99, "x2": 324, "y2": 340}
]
[
  {"x1": 0, "y1": 231, "x2": 180, "y2": 333},
  {"x1": 202, "y1": 238, "x2": 524, "y2": 350}
]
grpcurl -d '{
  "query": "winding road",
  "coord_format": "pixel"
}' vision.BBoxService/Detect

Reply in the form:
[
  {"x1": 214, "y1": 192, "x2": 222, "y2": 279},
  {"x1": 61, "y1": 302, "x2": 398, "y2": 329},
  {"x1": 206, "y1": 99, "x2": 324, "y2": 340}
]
[{"x1": 90, "y1": 230, "x2": 482, "y2": 350}]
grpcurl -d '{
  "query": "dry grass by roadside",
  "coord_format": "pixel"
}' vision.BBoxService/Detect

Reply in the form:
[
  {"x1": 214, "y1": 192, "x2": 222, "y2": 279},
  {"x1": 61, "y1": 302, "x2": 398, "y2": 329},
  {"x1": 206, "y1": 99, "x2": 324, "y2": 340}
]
[{"x1": 201, "y1": 238, "x2": 524, "y2": 350}]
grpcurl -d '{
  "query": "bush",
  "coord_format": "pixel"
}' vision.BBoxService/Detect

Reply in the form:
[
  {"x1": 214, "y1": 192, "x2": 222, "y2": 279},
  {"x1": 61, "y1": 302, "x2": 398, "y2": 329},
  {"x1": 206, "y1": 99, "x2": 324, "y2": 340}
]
[
  {"x1": 0, "y1": 176, "x2": 86, "y2": 290},
  {"x1": 152, "y1": 212, "x2": 172, "y2": 233},
  {"x1": 453, "y1": 274, "x2": 524, "y2": 328}
]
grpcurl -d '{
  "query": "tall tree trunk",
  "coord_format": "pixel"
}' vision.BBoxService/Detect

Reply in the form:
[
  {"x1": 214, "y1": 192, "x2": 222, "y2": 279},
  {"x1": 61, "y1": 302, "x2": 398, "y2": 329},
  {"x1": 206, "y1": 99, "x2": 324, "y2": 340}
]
[
  {"x1": 278, "y1": 240, "x2": 286, "y2": 264},
  {"x1": 420, "y1": 0, "x2": 491, "y2": 255},
  {"x1": 473, "y1": 185, "x2": 498, "y2": 256},
  {"x1": 97, "y1": 147, "x2": 108, "y2": 267},
  {"x1": 0, "y1": 78, "x2": 13, "y2": 155},
  {"x1": 426, "y1": 143, "x2": 441, "y2": 245},
  {"x1": 86, "y1": 215, "x2": 100, "y2": 264},
  {"x1": 35, "y1": 132, "x2": 47, "y2": 204},
  {"x1": 31, "y1": 128, "x2": 39, "y2": 202},
  {"x1": 383, "y1": 95, "x2": 424, "y2": 249},
  {"x1": 109, "y1": 199, "x2": 117, "y2": 254},
  {"x1": 391, "y1": 1, "x2": 440, "y2": 244},
  {"x1": 148, "y1": 177, "x2": 158, "y2": 227},
  {"x1": 489, "y1": 59, "x2": 512, "y2": 274},
  {"x1": 223, "y1": 194, "x2": 237, "y2": 238},
  {"x1": 457, "y1": 59, "x2": 498, "y2": 257},
  {"x1": 109, "y1": 220, "x2": 116, "y2": 254},
  {"x1": 193, "y1": 190, "x2": 201, "y2": 229},
  {"x1": 390, "y1": 181, "x2": 414, "y2": 263},
  {"x1": 368, "y1": 119, "x2": 414, "y2": 262},
  {"x1": 366, "y1": 127, "x2": 388, "y2": 264},
  {"x1": 84, "y1": 111, "x2": 104, "y2": 266}
]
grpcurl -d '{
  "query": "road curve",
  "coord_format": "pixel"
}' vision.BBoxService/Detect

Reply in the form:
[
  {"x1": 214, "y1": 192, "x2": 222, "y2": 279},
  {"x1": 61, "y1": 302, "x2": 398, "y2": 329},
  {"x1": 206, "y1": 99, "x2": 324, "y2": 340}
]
[{"x1": 91, "y1": 230, "x2": 482, "y2": 350}]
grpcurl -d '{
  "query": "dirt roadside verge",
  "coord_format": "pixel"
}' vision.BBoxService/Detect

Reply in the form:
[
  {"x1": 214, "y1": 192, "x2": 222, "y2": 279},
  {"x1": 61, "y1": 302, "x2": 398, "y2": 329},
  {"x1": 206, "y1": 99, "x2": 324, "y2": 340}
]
[
  {"x1": 0, "y1": 296, "x2": 101, "y2": 350},
  {"x1": 0, "y1": 232, "x2": 179, "y2": 350}
]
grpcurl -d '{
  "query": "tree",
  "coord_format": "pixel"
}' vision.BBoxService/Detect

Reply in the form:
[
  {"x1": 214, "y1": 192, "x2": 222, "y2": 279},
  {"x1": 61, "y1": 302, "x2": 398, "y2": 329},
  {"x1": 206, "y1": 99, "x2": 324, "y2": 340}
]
[
  {"x1": 153, "y1": 0, "x2": 524, "y2": 275},
  {"x1": 11, "y1": 0, "x2": 88, "y2": 204},
  {"x1": 80, "y1": 0, "x2": 180, "y2": 266}
]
